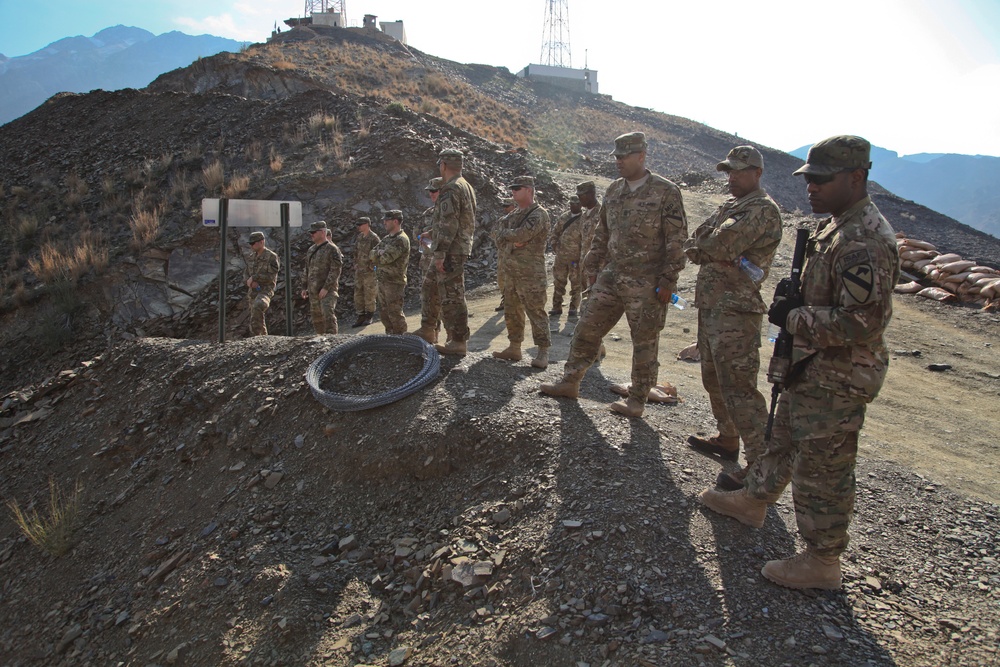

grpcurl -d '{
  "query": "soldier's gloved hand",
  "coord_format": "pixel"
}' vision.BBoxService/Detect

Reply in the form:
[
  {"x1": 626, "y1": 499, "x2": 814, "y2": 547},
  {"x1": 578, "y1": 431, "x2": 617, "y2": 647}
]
[
  {"x1": 773, "y1": 277, "x2": 793, "y2": 299},
  {"x1": 767, "y1": 295, "x2": 803, "y2": 329}
]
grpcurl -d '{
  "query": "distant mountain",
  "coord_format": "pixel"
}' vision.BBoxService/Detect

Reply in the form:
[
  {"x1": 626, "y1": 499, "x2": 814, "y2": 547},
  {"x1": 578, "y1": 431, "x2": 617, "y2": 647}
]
[
  {"x1": 0, "y1": 25, "x2": 243, "y2": 126},
  {"x1": 791, "y1": 144, "x2": 1000, "y2": 239}
]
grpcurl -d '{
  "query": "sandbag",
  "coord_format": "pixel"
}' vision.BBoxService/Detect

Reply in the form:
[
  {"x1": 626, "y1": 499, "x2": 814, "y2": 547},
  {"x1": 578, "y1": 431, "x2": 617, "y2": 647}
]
[
  {"x1": 930, "y1": 253, "x2": 961, "y2": 265},
  {"x1": 939, "y1": 260, "x2": 976, "y2": 274},
  {"x1": 894, "y1": 281, "x2": 925, "y2": 294},
  {"x1": 943, "y1": 271, "x2": 971, "y2": 283},
  {"x1": 904, "y1": 239, "x2": 937, "y2": 251},
  {"x1": 916, "y1": 286, "x2": 957, "y2": 302},
  {"x1": 913, "y1": 259, "x2": 934, "y2": 271},
  {"x1": 969, "y1": 266, "x2": 998, "y2": 275},
  {"x1": 900, "y1": 249, "x2": 935, "y2": 261}
]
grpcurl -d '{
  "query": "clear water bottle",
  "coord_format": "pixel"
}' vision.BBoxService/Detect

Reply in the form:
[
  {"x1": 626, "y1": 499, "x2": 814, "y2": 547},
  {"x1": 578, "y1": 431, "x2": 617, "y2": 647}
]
[
  {"x1": 766, "y1": 323, "x2": 781, "y2": 342},
  {"x1": 670, "y1": 293, "x2": 688, "y2": 310},
  {"x1": 739, "y1": 256, "x2": 765, "y2": 283}
]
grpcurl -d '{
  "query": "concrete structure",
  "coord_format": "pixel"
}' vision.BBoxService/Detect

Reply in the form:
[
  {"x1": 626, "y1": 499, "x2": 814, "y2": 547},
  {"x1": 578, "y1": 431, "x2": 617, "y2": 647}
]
[
  {"x1": 379, "y1": 20, "x2": 407, "y2": 45},
  {"x1": 516, "y1": 64, "x2": 598, "y2": 94},
  {"x1": 363, "y1": 14, "x2": 378, "y2": 29},
  {"x1": 313, "y1": 10, "x2": 344, "y2": 27}
]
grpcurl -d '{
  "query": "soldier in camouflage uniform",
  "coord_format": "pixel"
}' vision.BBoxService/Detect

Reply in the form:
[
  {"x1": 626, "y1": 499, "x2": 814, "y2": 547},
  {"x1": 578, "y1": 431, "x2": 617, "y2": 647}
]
[
  {"x1": 698, "y1": 136, "x2": 900, "y2": 591},
  {"x1": 493, "y1": 176, "x2": 551, "y2": 368},
  {"x1": 429, "y1": 148, "x2": 477, "y2": 356},
  {"x1": 371, "y1": 210, "x2": 410, "y2": 335},
  {"x1": 576, "y1": 181, "x2": 602, "y2": 273},
  {"x1": 414, "y1": 178, "x2": 443, "y2": 344},
  {"x1": 245, "y1": 231, "x2": 280, "y2": 336},
  {"x1": 540, "y1": 132, "x2": 688, "y2": 418},
  {"x1": 352, "y1": 217, "x2": 380, "y2": 328},
  {"x1": 684, "y1": 146, "x2": 783, "y2": 484},
  {"x1": 300, "y1": 220, "x2": 344, "y2": 334},
  {"x1": 493, "y1": 197, "x2": 518, "y2": 312},
  {"x1": 549, "y1": 195, "x2": 584, "y2": 318}
]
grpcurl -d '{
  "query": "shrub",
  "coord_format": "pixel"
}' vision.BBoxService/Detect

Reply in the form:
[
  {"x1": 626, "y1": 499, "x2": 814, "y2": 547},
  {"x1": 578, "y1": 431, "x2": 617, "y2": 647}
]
[
  {"x1": 270, "y1": 153, "x2": 284, "y2": 173},
  {"x1": 128, "y1": 205, "x2": 162, "y2": 251},
  {"x1": 222, "y1": 174, "x2": 250, "y2": 199},
  {"x1": 202, "y1": 160, "x2": 225, "y2": 194},
  {"x1": 6, "y1": 479, "x2": 82, "y2": 557}
]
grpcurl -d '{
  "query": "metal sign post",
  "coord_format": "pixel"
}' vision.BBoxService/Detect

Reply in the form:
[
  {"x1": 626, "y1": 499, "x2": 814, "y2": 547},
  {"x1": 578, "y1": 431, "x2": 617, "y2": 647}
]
[
  {"x1": 281, "y1": 203, "x2": 294, "y2": 336},
  {"x1": 217, "y1": 199, "x2": 229, "y2": 344}
]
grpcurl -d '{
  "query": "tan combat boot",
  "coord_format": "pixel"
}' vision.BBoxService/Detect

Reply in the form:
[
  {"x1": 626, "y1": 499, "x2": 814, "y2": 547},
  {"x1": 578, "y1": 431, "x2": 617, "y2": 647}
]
[
  {"x1": 610, "y1": 396, "x2": 644, "y2": 417},
  {"x1": 530, "y1": 347, "x2": 549, "y2": 369},
  {"x1": 539, "y1": 379, "x2": 580, "y2": 399},
  {"x1": 761, "y1": 550, "x2": 842, "y2": 590},
  {"x1": 435, "y1": 340, "x2": 467, "y2": 357},
  {"x1": 492, "y1": 344, "x2": 522, "y2": 361},
  {"x1": 697, "y1": 488, "x2": 767, "y2": 528},
  {"x1": 413, "y1": 326, "x2": 438, "y2": 345}
]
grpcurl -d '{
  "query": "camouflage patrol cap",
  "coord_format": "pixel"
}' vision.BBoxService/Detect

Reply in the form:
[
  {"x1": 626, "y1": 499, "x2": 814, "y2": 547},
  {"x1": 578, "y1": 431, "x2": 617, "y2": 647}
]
[
  {"x1": 510, "y1": 175, "x2": 535, "y2": 189},
  {"x1": 248, "y1": 231, "x2": 265, "y2": 244},
  {"x1": 356, "y1": 217, "x2": 371, "y2": 226},
  {"x1": 717, "y1": 146, "x2": 764, "y2": 172},
  {"x1": 576, "y1": 180, "x2": 596, "y2": 195},
  {"x1": 308, "y1": 220, "x2": 328, "y2": 233},
  {"x1": 611, "y1": 132, "x2": 647, "y2": 157},
  {"x1": 438, "y1": 148, "x2": 464, "y2": 167},
  {"x1": 426, "y1": 177, "x2": 444, "y2": 190},
  {"x1": 501, "y1": 197, "x2": 516, "y2": 207},
  {"x1": 384, "y1": 209, "x2": 403, "y2": 220},
  {"x1": 569, "y1": 195, "x2": 580, "y2": 204},
  {"x1": 793, "y1": 135, "x2": 873, "y2": 176}
]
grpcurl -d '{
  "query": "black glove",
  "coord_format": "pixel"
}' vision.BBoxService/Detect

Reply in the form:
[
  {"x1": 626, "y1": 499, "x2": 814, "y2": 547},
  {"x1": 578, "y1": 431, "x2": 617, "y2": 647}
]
[
  {"x1": 767, "y1": 296, "x2": 803, "y2": 329},
  {"x1": 773, "y1": 277, "x2": 793, "y2": 299}
]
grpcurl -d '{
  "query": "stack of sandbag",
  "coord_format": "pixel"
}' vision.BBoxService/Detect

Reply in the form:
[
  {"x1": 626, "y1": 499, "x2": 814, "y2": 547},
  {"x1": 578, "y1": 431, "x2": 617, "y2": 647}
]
[{"x1": 894, "y1": 234, "x2": 1000, "y2": 310}]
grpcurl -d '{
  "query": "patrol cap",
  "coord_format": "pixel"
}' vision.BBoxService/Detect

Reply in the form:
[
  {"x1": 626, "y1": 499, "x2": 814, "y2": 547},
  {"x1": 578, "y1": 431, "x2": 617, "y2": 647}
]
[
  {"x1": 569, "y1": 195, "x2": 580, "y2": 204},
  {"x1": 309, "y1": 220, "x2": 328, "y2": 233},
  {"x1": 501, "y1": 197, "x2": 515, "y2": 207},
  {"x1": 717, "y1": 146, "x2": 764, "y2": 172},
  {"x1": 426, "y1": 177, "x2": 444, "y2": 191},
  {"x1": 611, "y1": 132, "x2": 647, "y2": 157},
  {"x1": 576, "y1": 180, "x2": 596, "y2": 195},
  {"x1": 793, "y1": 135, "x2": 873, "y2": 176},
  {"x1": 510, "y1": 175, "x2": 535, "y2": 189},
  {"x1": 248, "y1": 231, "x2": 265, "y2": 244},
  {"x1": 438, "y1": 148, "x2": 464, "y2": 167},
  {"x1": 356, "y1": 217, "x2": 371, "y2": 227},
  {"x1": 384, "y1": 209, "x2": 403, "y2": 220}
]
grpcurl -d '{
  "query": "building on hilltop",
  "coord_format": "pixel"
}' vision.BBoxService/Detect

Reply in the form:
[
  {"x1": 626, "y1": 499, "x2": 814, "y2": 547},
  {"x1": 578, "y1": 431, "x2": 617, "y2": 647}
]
[
  {"x1": 516, "y1": 63, "x2": 598, "y2": 94},
  {"x1": 379, "y1": 20, "x2": 407, "y2": 45}
]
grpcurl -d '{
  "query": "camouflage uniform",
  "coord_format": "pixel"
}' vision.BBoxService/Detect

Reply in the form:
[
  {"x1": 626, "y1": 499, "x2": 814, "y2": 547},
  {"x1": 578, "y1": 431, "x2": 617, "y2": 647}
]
[
  {"x1": 562, "y1": 151, "x2": 688, "y2": 404},
  {"x1": 685, "y1": 168, "x2": 783, "y2": 464},
  {"x1": 430, "y1": 169, "x2": 477, "y2": 342},
  {"x1": 247, "y1": 239, "x2": 279, "y2": 336},
  {"x1": 550, "y1": 206, "x2": 585, "y2": 313},
  {"x1": 418, "y1": 206, "x2": 440, "y2": 330},
  {"x1": 579, "y1": 200, "x2": 602, "y2": 275},
  {"x1": 372, "y1": 225, "x2": 411, "y2": 335},
  {"x1": 304, "y1": 236, "x2": 343, "y2": 334},
  {"x1": 745, "y1": 184, "x2": 899, "y2": 557},
  {"x1": 353, "y1": 227, "x2": 381, "y2": 315},
  {"x1": 497, "y1": 201, "x2": 551, "y2": 349}
]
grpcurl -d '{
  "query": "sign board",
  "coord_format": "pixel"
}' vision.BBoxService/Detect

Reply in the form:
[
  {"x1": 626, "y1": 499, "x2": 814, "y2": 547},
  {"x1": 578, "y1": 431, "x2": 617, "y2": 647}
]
[{"x1": 202, "y1": 199, "x2": 303, "y2": 228}]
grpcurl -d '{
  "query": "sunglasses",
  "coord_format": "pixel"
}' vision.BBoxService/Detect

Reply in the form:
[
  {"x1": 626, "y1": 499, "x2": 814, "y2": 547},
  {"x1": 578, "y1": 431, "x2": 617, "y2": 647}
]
[
  {"x1": 429, "y1": 189, "x2": 439, "y2": 193},
  {"x1": 511, "y1": 186, "x2": 525, "y2": 191}
]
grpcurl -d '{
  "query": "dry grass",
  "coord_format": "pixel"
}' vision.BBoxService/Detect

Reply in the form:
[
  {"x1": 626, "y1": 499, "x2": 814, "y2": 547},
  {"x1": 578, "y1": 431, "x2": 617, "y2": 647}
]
[
  {"x1": 245, "y1": 141, "x2": 263, "y2": 162},
  {"x1": 127, "y1": 204, "x2": 162, "y2": 251},
  {"x1": 170, "y1": 171, "x2": 194, "y2": 208},
  {"x1": 222, "y1": 174, "x2": 250, "y2": 199},
  {"x1": 64, "y1": 172, "x2": 89, "y2": 208},
  {"x1": 7, "y1": 479, "x2": 82, "y2": 557},
  {"x1": 202, "y1": 160, "x2": 225, "y2": 194},
  {"x1": 124, "y1": 163, "x2": 145, "y2": 187},
  {"x1": 183, "y1": 141, "x2": 202, "y2": 163},
  {"x1": 27, "y1": 233, "x2": 109, "y2": 284},
  {"x1": 269, "y1": 151, "x2": 284, "y2": 173},
  {"x1": 273, "y1": 59, "x2": 296, "y2": 71}
]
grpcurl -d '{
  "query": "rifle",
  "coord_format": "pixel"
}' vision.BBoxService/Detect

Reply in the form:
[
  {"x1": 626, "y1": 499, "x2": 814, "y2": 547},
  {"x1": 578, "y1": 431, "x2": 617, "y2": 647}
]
[{"x1": 764, "y1": 227, "x2": 809, "y2": 442}]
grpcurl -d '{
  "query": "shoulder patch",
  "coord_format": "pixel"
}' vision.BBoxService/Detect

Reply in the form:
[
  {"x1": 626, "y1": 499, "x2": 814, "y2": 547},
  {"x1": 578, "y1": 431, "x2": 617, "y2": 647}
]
[
  {"x1": 837, "y1": 248, "x2": 871, "y2": 272},
  {"x1": 439, "y1": 196, "x2": 455, "y2": 218},
  {"x1": 842, "y1": 264, "x2": 874, "y2": 303}
]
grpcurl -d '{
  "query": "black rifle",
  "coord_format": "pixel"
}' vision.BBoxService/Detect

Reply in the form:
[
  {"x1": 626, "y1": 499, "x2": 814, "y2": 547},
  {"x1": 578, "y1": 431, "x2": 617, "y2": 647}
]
[{"x1": 764, "y1": 227, "x2": 810, "y2": 442}]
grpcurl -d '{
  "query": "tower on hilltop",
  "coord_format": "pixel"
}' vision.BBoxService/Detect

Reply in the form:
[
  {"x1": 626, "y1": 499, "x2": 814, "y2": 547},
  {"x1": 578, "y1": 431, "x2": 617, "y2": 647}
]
[
  {"x1": 540, "y1": 0, "x2": 572, "y2": 68},
  {"x1": 306, "y1": 0, "x2": 346, "y2": 27}
]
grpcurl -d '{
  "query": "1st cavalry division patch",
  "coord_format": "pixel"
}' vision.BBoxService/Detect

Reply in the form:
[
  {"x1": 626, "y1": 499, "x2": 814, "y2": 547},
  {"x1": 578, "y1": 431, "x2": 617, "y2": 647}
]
[{"x1": 842, "y1": 264, "x2": 874, "y2": 303}]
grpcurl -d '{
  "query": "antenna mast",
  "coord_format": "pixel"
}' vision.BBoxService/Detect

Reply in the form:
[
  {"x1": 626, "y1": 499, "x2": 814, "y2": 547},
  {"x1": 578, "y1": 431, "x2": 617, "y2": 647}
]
[
  {"x1": 304, "y1": 0, "x2": 346, "y2": 23},
  {"x1": 540, "y1": 0, "x2": 572, "y2": 68}
]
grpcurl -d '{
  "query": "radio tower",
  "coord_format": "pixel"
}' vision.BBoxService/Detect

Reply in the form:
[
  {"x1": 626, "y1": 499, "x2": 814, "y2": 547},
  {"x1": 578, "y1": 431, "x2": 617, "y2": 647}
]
[
  {"x1": 540, "y1": 0, "x2": 572, "y2": 68},
  {"x1": 304, "y1": 0, "x2": 346, "y2": 23}
]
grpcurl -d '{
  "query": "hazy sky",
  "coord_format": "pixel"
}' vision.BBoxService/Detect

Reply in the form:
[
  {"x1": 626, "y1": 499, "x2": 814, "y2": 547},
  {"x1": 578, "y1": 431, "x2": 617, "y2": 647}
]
[{"x1": 2, "y1": 0, "x2": 998, "y2": 157}]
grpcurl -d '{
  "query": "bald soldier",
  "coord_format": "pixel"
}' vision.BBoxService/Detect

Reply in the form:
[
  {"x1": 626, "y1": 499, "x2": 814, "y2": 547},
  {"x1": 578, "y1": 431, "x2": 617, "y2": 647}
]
[
  {"x1": 352, "y1": 216, "x2": 380, "y2": 328},
  {"x1": 698, "y1": 136, "x2": 900, "y2": 591},
  {"x1": 493, "y1": 176, "x2": 551, "y2": 368},
  {"x1": 301, "y1": 221, "x2": 344, "y2": 334},
  {"x1": 370, "y1": 210, "x2": 410, "y2": 335},
  {"x1": 549, "y1": 195, "x2": 585, "y2": 319},
  {"x1": 684, "y1": 146, "x2": 783, "y2": 490},
  {"x1": 245, "y1": 231, "x2": 279, "y2": 336},
  {"x1": 540, "y1": 132, "x2": 688, "y2": 417}
]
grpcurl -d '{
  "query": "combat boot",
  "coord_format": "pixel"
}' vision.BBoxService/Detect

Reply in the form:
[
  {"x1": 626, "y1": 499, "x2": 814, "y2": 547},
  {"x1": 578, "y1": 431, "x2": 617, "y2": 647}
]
[
  {"x1": 492, "y1": 344, "x2": 522, "y2": 361},
  {"x1": 539, "y1": 379, "x2": 580, "y2": 399},
  {"x1": 494, "y1": 297, "x2": 505, "y2": 312},
  {"x1": 610, "y1": 396, "x2": 644, "y2": 418},
  {"x1": 435, "y1": 340, "x2": 467, "y2": 357},
  {"x1": 687, "y1": 434, "x2": 740, "y2": 462},
  {"x1": 567, "y1": 308, "x2": 578, "y2": 318},
  {"x1": 762, "y1": 550, "x2": 842, "y2": 590},
  {"x1": 352, "y1": 314, "x2": 366, "y2": 328},
  {"x1": 413, "y1": 325, "x2": 438, "y2": 345},
  {"x1": 697, "y1": 488, "x2": 767, "y2": 528},
  {"x1": 364, "y1": 312, "x2": 376, "y2": 325},
  {"x1": 716, "y1": 466, "x2": 748, "y2": 491},
  {"x1": 531, "y1": 347, "x2": 549, "y2": 369},
  {"x1": 548, "y1": 306, "x2": 563, "y2": 316}
]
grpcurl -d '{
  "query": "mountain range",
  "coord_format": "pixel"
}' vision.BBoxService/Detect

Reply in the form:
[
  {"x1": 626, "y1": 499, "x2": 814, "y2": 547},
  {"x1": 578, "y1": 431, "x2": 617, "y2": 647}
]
[
  {"x1": 791, "y1": 144, "x2": 1000, "y2": 238},
  {"x1": 0, "y1": 25, "x2": 243, "y2": 127}
]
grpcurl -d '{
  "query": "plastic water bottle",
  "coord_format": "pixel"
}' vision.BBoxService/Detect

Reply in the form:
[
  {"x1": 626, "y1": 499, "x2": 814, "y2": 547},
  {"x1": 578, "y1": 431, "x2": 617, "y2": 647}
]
[
  {"x1": 739, "y1": 256, "x2": 765, "y2": 283},
  {"x1": 670, "y1": 293, "x2": 688, "y2": 310},
  {"x1": 766, "y1": 323, "x2": 781, "y2": 342}
]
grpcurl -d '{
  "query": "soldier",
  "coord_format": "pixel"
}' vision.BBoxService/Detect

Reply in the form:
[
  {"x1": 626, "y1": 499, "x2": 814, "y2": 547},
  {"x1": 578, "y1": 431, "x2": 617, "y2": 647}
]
[
  {"x1": 352, "y1": 217, "x2": 380, "y2": 328},
  {"x1": 698, "y1": 136, "x2": 900, "y2": 591},
  {"x1": 414, "y1": 178, "x2": 443, "y2": 343},
  {"x1": 540, "y1": 132, "x2": 687, "y2": 418},
  {"x1": 245, "y1": 231, "x2": 279, "y2": 336},
  {"x1": 549, "y1": 195, "x2": 584, "y2": 318},
  {"x1": 371, "y1": 210, "x2": 410, "y2": 335},
  {"x1": 493, "y1": 197, "x2": 518, "y2": 312},
  {"x1": 576, "y1": 181, "x2": 602, "y2": 271},
  {"x1": 684, "y1": 146, "x2": 783, "y2": 490},
  {"x1": 300, "y1": 220, "x2": 344, "y2": 334},
  {"x1": 429, "y1": 147, "x2": 477, "y2": 356},
  {"x1": 493, "y1": 176, "x2": 551, "y2": 368}
]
